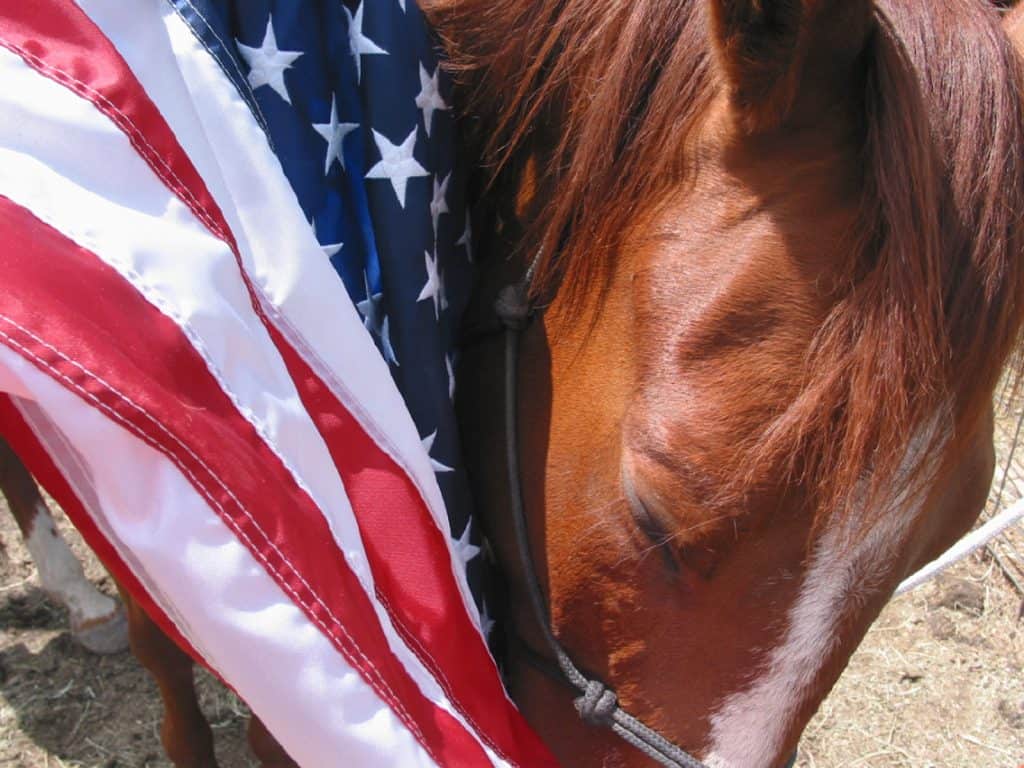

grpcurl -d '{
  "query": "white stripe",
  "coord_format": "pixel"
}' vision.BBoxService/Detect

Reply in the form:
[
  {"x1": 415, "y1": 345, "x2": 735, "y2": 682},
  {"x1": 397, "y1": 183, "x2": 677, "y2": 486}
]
[
  {"x1": 704, "y1": 509, "x2": 914, "y2": 768},
  {"x1": 13, "y1": 396, "x2": 212, "y2": 657},
  {"x1": 0, "y1": 343, "x2": 437, "y2": 768}
]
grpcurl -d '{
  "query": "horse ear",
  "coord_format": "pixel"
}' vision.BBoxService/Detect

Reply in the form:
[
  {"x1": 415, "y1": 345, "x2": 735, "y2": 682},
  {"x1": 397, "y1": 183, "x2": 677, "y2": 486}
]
[{"x1": 707, "y1": 0, "x2": 874, "y2": 132}]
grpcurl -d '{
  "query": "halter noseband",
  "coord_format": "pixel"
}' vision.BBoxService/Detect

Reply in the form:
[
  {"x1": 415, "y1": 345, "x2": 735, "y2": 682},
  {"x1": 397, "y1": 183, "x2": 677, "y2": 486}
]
[{"x1": 494, "y1": 271, "x2": 709, "y2": 768}]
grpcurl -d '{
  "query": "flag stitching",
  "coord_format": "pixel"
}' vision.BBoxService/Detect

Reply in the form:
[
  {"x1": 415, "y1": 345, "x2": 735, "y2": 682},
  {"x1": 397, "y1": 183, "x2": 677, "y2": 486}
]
[
  {"x1": 243, "y1": 289, "x2": 526, "y2": 766},
  {"x1": 373, "y1": 587, "x2": 515, "y2": 763},
  {"x1": 0, "y1": 312, "x2": 435, "y2": 761},
  {"x1": 0, "y1": 40, "x2": 233, "y2": 245},
  {"x1": 0, "y1": 180, "x2": 314, "y2": 503}
]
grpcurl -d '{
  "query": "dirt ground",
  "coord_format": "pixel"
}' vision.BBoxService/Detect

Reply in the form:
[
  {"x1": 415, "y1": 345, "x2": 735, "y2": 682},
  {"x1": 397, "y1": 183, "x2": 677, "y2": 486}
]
[{"x1": 1, "y1": 406, "x2": 1023, "y2": 767}]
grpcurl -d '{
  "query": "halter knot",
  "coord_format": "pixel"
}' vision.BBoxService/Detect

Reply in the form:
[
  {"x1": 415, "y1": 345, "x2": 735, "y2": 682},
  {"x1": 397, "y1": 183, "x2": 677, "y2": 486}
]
[
  {"x1": 495, "y1": 283, "x2": 532, "y2": 330},
  {"x1": 574, "y1": 680, "x2": 618, "y2": 727}
]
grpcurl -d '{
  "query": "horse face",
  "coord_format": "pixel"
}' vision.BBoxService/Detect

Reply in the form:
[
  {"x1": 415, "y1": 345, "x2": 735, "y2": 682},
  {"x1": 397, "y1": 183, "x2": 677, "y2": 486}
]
[
  {"x1": 612, "y1": 141, "x2": 995, "y2": 767},
  {"x1": 508, "y1": 100, "x2": 886, "y2": 768},
  {"x1": 451, "y1": 1, "x2": 1018, "y2": 766}
]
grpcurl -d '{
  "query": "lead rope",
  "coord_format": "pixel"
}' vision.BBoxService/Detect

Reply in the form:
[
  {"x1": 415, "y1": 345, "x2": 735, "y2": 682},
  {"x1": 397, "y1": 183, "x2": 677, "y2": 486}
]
[{"x1": 495, "y1": 278, "x2": 709, "y2": 768}]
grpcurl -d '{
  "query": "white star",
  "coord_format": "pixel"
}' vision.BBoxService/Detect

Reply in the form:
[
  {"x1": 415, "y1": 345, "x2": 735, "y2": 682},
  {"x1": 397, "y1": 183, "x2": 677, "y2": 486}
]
[
  {"x1": 313, "y1": 95, "x2": 358, "y2": 174},
  {"x1": 430, "y1": 173, "x2": 450, "y2": 238},
  {"x1": 456, "y1": 212, "x2": 473, "y2": 261},
  {"x1": 357, "y1": 274, "x2": 398, "y2": 365},
  {"x1": 310, "y1": 217, "x2": 342, "y2": 258},
  {"x1": 421, "y1": 430, "x2": 453, "y2": 473},
  {"x1": 366, "y1": 129, "x2": 429, "y2": 208},
  {"x1": 445, "y1": 354, "x2": 455, "y2": 401},
  {"x1": 356, "y1": 271, "x2": 384, "y2": 335},
  {"x1": 453, "y1": 520, "x2": 481, "y2": 566},
  {"x1": 380, "y1": 315, "x2": 398, "y2": 366},
  {"x1": 417, "y1": 249, "x2": 442, "y2": 319},
  {"x1": 237, "y1": 15, "x2": 303, "y2": 104},
  {"x1": 479, "y1": 601, "x2": 495, "y2": 639},
  {"x1": 415, "y1": 63, "x2": 449, "y2": 137},
  {"x1": 398, "y1": 0, "x2": 406, "y2": 11},
  {"x1": 344, "y1": 2, "x2": 387, "y2": 83}
]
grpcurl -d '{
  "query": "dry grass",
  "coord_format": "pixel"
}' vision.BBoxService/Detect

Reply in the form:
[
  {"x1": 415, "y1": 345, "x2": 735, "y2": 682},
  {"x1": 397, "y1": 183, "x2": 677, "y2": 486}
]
[{"x1": 797, "y1": 560, "x2": 1024, "y2": 767}]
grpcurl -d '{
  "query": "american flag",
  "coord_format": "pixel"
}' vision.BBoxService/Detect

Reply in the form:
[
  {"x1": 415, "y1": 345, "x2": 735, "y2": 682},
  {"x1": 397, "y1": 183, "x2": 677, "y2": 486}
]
[{"x1": 0, "y1": 2, "x2": 554, "y2": 766}]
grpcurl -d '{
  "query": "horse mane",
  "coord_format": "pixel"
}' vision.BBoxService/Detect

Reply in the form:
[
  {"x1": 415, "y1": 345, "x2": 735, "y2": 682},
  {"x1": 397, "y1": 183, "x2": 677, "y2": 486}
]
[{"x1": 425, "y1": 0, "x2": 1024, "y2": 533}]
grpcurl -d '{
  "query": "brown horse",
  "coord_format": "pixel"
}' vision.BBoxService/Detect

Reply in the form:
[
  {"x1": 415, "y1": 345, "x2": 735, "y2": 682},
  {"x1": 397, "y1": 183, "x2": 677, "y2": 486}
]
[
  {"x1": 422, "y1": 0, "x2": 1024, "y2": 766},
  {"x1": 5, "y1": 3, "x2": 1023, "y2": 767}
]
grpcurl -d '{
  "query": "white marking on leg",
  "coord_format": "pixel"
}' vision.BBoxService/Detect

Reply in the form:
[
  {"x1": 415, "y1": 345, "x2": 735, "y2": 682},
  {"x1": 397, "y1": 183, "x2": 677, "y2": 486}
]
[{"x1": 24, "y1": 501, "x2": 119, "y2": 630}]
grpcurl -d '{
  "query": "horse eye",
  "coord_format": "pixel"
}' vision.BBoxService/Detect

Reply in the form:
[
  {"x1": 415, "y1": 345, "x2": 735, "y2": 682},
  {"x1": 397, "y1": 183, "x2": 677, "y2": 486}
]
[{"x1": 625, "y1": 493, "x2": 681, "y2": 574}]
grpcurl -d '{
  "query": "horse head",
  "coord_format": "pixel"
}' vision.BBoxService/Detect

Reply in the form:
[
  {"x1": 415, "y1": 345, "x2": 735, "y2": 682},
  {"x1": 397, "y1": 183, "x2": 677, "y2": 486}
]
[{"x1": 427, "y1": 1, "x2": 1024, "y2": 765}]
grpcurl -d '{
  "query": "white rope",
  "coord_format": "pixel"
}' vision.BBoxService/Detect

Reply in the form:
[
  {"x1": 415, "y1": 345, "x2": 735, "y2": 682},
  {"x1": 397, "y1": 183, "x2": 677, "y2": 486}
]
[{"x1": 895, "y1": 497, "x2": 1024, "y2": 595}]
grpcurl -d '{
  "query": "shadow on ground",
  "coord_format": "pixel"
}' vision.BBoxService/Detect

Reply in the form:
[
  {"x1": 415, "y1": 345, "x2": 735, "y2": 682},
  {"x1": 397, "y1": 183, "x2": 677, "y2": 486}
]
[
  {"x1": 0, "y1": 590, "x2": 251, "y2": 768},
  {"x1": 1, "y1": 629, "x2": 163, "y2": 767}
]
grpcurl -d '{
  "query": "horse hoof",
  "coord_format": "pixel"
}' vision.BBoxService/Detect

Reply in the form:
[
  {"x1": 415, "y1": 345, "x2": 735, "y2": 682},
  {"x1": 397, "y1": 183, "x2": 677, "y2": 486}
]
[{"x1": 72, "y1": 605, "x2": 130, "y2": 654}]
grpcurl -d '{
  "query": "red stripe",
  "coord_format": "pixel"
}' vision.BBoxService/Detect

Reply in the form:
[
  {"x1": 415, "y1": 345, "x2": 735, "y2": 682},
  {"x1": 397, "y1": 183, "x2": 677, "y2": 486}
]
[
  {"x1": 0, "y1": 5, "x2": 556, "y2": 765},
  {"x1": 0, "y1": 394, "x2": 210, "y2": 670},
  {"x1": 0, "y1": 196, "x2": 492, "y2": 767}
]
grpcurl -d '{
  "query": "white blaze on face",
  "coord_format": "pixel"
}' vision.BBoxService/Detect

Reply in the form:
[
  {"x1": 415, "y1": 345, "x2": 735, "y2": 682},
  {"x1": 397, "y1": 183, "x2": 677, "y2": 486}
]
[
  {"x1": 703, "y1": 425, "x2": 941, "y2": 768},
  {"x1": 24, "y1": 501, "x2": 120, "y2": 631},
  {"x1": 702, "y1": 514, "x2": 909, "y2": 767}
]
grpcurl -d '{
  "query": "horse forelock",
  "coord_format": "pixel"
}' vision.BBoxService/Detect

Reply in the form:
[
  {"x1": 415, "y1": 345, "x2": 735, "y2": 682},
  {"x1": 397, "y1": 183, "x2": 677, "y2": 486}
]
[
  {"x1": 421, "y1": 0, "x2": 717, "y2": 293},
  {"x1": 425, "y1": 0, "x2": 1024, "y2": 540}
]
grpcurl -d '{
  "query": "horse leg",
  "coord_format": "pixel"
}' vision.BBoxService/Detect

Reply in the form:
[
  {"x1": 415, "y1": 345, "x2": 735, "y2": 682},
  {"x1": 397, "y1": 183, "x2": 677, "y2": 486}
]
[
  {"x1": 0, "y1": 437, "x2": 128, "y2": 654},
  {"x1": 247, "y1": 715, "x2": 298, "y2": 768},
  {"x1": 123, "y1": 591, "x2": 219, "y2": 768}
]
